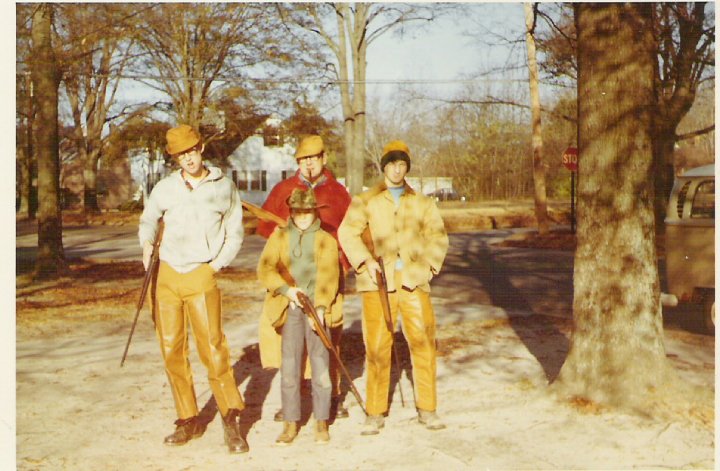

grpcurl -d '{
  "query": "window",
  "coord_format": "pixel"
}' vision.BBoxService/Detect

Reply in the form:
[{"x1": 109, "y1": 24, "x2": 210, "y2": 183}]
[
  {"x1": 250, "y1": 170, "x2": 267, "y2": 191},
  {"x1": 235, "y1": 171, "x2": 249, "y2": 191},
  {"x1": 676, "y1": 181, "x2": 691, "y2": 218},
  {"x1": 234, "y1": 170, "x2": 267, "y2": 191},
  {"x1": 690, "y1": 180, "x2": 715, "y2": 219},
  {"x1": 263, "y1": 127, "x2": 283, "y2": 147}
]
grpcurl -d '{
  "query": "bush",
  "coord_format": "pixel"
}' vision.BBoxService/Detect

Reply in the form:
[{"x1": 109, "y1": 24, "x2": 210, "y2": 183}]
[{"x1": 117, "y1": 199, "x2": 144, "y2": 212}]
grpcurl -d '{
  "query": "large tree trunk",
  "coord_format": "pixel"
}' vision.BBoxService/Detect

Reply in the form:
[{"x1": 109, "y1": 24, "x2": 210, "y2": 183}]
[
  {"x1": 18, "y1": 73, "x2": 35, "y2": 218},
  {"x1": 554, "y1": 3, "x2": 673, "y2": 409},
  {"x1": 17, "y1": 146, "x2": 32, "y2": 218},
  {"x1": 31, "y1": 3, "x2": 65, "y2": 279},
  {"x1": 651, "y1": 125, "x2": 678, "y2": 234},
  {"x1": 83, "y1": 147, "x2": 102, "y2": 212},
  {"x1": 524, "y1": 3, "x2": 549, "y2": 235},
  {"x1": 335, "y1": 4, "x2": 368, "y2": 196}
]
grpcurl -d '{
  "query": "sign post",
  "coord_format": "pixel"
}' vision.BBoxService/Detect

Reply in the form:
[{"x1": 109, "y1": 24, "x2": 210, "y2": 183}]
[{"x1": 562, "y1": 146, "x2": 578, "y2": 233}]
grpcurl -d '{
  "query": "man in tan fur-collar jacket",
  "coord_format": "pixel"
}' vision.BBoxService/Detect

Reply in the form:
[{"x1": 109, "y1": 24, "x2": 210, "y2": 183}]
[
  {"x1": 138, "y1": 124, "x2": 248, "y2": 454},
  {"x1": 338, "y1": 140, "x2": 449, "y2": 435}
]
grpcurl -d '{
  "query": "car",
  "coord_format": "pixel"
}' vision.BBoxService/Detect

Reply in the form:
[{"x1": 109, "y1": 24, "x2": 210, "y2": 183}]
[
  {"x1": 427, "y1": 188, "x2": 466, "y2": 202},
  {"x1": 661, "y1": 164, "x2": 715, "y2": 334}
]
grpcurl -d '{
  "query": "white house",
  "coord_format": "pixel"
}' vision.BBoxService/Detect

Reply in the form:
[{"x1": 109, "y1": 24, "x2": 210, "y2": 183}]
[{"x1": 226, "y1": 133, "x2": 298, "y2": 205}]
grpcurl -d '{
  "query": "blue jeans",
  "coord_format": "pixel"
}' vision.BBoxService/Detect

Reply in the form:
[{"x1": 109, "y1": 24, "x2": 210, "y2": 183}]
[{"x1": 280, "y1": 305, "x2": 331, "y2": 421}]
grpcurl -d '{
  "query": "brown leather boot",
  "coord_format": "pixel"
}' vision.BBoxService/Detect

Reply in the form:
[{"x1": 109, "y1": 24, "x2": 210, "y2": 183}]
[
  {"x1": 222, "y1": 409, "x2": 249, "y2": 454},
  {"x1": 315, "y1": 420, "x2": 330, "y2": 444},
  {"x1": 332, "y1": 397, "x2": 349, "y2": 419},
  {"x1": 275, "y1": 421, "x2": 298, "y2": 446},
  {"x1": 163, "y1": 416, "x2": 205, "y2": 446}
]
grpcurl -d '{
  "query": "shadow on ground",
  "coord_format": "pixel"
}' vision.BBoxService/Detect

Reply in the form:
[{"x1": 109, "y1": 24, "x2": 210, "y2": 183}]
[{"x1": 434, "y1": 233, "x2": 573, "y2": 382}]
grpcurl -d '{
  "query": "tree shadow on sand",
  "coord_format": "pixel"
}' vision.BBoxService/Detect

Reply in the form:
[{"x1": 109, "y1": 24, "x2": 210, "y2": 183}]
[
  {"x1": 197, "y1": 343, "x2": 277, "y2": 439},
  {"x1": 434, "y1": 232, "x2": 572, "y2": 382}
]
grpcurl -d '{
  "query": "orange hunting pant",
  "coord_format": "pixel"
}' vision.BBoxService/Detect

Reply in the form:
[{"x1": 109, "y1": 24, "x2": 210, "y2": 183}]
[
  {"x1": 154, "y1": 262, "x2": 244, "y2": 420},
  {"x1": 361, "y1": 271, "x2": 437, "y2": 416}
]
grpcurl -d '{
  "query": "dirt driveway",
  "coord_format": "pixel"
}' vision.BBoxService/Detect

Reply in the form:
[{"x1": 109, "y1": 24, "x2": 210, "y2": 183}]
[{"x1": 14, "y1": 225, "x2": 714, "y2": 470}]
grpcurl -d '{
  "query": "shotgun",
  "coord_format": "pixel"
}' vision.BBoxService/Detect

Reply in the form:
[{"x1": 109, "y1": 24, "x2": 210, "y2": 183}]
[
  {"x1": 375, "y1": 257, "x2": 407, "y2": 407},
  {"x1": 296, "y1": 291, "x2": 367, "y2": 416},
  {"x1": 120, "y1": 221, "x2": 164, "y2": 367},
  {"x1": 241, "y1": 200, "x2": 287, "y2": 228}
]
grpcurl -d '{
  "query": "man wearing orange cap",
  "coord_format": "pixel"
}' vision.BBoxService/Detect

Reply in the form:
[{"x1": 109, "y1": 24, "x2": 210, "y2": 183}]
[
  {"x1": 256, "y1": 134, "x2": 352, "y2": 420},
  {"x1": 138, "y1": 124, "x2": 248, "y2": 453},
  {"x1": 338, "y1": 140, "x2": 449, "y2": 435}
]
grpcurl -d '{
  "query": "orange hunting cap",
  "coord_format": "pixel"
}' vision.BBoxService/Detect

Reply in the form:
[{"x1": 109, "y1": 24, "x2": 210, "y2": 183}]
[
  {"x1": 380, "y1": 139, "x2": 411, "y2": 171},
  {"x1": 295, "y1": 135, "x2": 324, "y2": 160},
  {"x1": 166, "y1": 124, "x2": 202, "y2": 156},
  {"x1": 382, "y1": 140, "x2": 410, "y2": 157}
]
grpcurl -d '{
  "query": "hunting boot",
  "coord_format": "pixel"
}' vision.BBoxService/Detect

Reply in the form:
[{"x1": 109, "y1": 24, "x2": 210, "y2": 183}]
[
  {"x1": 315, "y1": 420, "x2": 330, "y2": 444},
  {"x1": 163, "y1": 416, "x2": 205, "y2": 446},
  {"x1": 332, "y1": 397, "x2": 349, "y2": 419},
  {"x1": 275, "y1": 421, "x2": 298, "y2": 446},
  {"x1": 222, "y1": 408, "x2": 249, "y2": 454},
  {"x1": 418, "y1": 410, "x2": 446, "y2": 431},
  {"x1": 360, "y1": 415, "x2": 385, "y2": 436}
]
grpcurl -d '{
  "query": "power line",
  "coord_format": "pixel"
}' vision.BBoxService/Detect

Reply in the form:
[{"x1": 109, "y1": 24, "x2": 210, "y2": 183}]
[{"x1": 15, "y1": 70, "x2": 528, "y2": 85}]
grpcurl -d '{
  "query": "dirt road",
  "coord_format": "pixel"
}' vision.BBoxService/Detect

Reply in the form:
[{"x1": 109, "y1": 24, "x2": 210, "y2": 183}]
[{"x1": 14, "y1": 224, "x2": 714, "y2": 470}]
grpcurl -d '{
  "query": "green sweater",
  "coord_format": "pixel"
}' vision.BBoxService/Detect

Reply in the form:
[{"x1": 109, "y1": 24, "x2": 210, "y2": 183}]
[{"x1": 279, "y1": 218, "x2": 321, "y2": 298}]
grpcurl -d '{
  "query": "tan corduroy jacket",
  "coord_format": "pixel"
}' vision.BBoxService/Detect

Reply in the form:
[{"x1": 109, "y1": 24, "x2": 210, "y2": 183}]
[
  {"x1": 338, "y1": 181, "x2": 449, "y2": 293},
  {"x1": 257, "y1": 225, "x2": 341, "y2": 369}
]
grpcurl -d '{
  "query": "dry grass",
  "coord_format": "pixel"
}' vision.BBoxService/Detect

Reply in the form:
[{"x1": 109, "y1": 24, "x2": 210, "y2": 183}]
[{"x1": 15, "y1": 260, "x2": 264, "y2": 336}]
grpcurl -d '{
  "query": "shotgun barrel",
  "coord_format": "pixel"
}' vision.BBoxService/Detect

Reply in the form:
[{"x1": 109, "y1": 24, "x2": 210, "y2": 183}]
[
  {"x1": 376, "y1": 257, "x2": 407, "y2": 407},
  {"x1": 120, "y1": 221, "x2": 164, "y2": 367}
]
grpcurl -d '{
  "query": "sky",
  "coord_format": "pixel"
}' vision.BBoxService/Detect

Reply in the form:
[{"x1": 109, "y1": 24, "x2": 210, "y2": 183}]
[{"x1": 114, "y1": 3, "x2": 534, "y2": 124}]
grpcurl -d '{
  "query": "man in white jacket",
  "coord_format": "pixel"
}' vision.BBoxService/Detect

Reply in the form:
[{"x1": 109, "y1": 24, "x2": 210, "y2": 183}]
[{"x1": 138, "y1": 124, "x2": 248, "y2": 453}]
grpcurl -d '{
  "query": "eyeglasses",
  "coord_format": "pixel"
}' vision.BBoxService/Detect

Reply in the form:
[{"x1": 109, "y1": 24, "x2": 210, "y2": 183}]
[
  {"x1": 173, "y1": 146, "x2": 201, "y2": 161},
  {"x1": 297, "y1": 154, "x2": 323, "y2": 165}
]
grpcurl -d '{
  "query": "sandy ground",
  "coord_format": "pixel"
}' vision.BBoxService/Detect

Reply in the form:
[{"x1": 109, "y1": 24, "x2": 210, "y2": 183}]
[
  {"x1": 15, "y1": 299, "x2": 715, "y2": 470},
  {"x1": 13, "y1": 218, "x2": 716, "y2": 470}
]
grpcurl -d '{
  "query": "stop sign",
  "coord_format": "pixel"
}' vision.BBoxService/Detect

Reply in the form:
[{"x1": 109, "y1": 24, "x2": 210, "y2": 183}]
[{"x1": 562, "y1": 146, "x2": 578, "y2": 171}]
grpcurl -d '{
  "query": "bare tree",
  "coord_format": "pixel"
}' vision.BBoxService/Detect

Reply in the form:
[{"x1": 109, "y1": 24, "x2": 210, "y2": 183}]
[
  {"x1": 651, "y1": 2, "x2": 714, "y2": 231},
  {"x1": 57, "y1": 4, "x2": 142, "y2": 213},
  {"x1": 280, "y1": 3, "x2": 441, "y2": 195},
  {"x1": 31, "y1": 3, "x2": 66, "y2": 279},
  {"x1": 133, "y1": 4, "x2": 309, "y2": 131},
  {"x1": 536, "y1": 3, "x2": 715, "y2": 230},
  {"x1": 16, "y1": 6, "x2": 36, "y2": 219},
  {"x1": 524, "y1": 3, "x2": 549, "y2": 234},
  {"x1": 553, "y1": 3, "x2": 672, "y2": 410}
]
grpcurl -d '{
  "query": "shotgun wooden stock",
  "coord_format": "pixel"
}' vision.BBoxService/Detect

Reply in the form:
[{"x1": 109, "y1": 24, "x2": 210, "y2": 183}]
[
  {"x1": 120, "y1": 221, "x2": 164, "y2": 367},
  {"x1": 241, "y1": 200, "x2": 287, "y2": 228},
  {"x1": 296, "y1": 291, "x2": 367, "y2": 416}
]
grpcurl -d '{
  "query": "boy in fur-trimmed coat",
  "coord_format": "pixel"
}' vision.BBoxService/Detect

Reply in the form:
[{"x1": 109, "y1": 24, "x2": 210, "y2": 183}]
[{"x1": 257, "y1": 187, "x2": 341, "y2": 446}]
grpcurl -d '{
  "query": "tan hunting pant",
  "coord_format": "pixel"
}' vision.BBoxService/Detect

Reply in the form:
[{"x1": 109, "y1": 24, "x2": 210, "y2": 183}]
[
  {"x1": 361, "y1": 270, "x2": 438, "y2": 416},
  {"x1": 154, "y1": 261, "x2": 245, "y2": 420}
]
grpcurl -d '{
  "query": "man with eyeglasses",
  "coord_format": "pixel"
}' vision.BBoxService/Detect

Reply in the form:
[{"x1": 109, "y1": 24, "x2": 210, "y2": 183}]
[
  {"x1": 138, "y1": 124, "x2": 249, "y2": 453},
  {"x1": 256, "y1": 135, "x2": 352, "y2": 421}
]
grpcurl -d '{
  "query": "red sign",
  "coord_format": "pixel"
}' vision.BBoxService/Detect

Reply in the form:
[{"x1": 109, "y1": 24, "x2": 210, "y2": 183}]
[{"x1": 562, "y1": 146, "x2": 578, "y2": 171}]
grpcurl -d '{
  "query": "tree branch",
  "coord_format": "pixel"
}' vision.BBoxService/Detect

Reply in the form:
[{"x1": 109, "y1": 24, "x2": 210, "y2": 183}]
[{"x1": 676, "y1": 124, "x2": 714, "y2": 141}]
